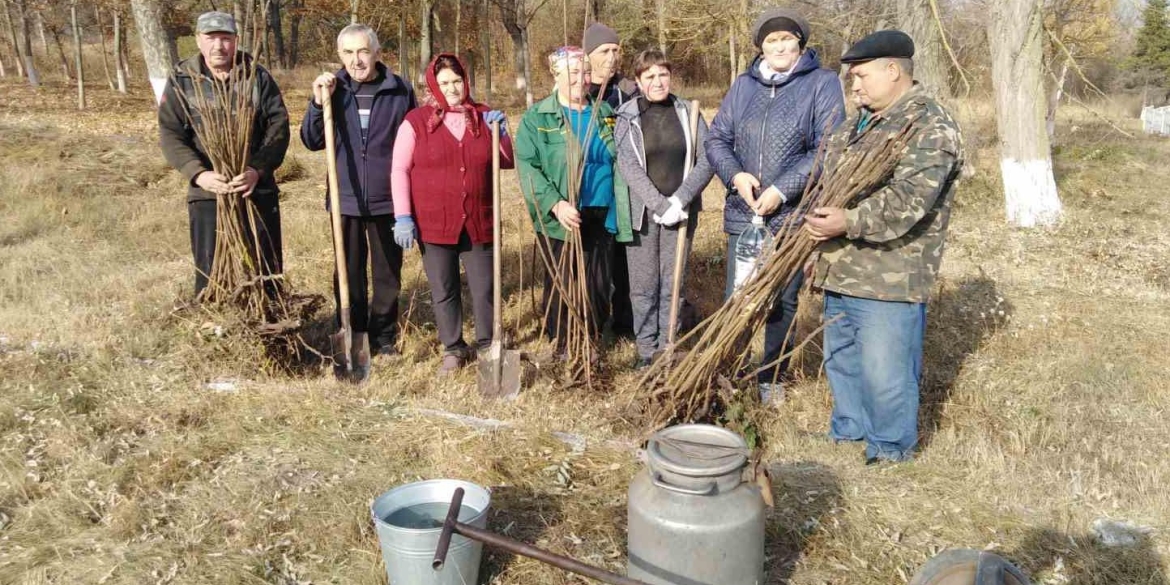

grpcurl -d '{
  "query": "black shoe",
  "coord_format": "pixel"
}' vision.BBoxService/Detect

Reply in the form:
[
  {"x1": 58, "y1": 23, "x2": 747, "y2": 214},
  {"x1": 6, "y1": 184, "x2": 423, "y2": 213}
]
[
  {"x1": 373, "y1": 344, "x2": 400, "y2": 358},
  {"x1": 865, "y1": 455, "x2": 906, "y2": 466},
  {"x1": 633, "y1": 356, "x2": 653, "y2": 371}
]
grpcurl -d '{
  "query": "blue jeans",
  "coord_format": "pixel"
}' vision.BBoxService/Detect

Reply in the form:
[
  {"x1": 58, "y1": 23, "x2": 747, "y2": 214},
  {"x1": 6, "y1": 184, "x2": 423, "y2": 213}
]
[
  {"x1": 823, "y1": 292, "x2": 926, "y2": 461},
  {"x1": 724, "y1": 239, "x2": 804, "y2": 383}
]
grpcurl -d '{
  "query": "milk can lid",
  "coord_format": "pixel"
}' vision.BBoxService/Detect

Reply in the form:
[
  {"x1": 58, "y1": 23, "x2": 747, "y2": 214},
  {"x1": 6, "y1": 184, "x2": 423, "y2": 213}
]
[{"x1": 646, "y1": 424, "x2": 750, "y2": 478}]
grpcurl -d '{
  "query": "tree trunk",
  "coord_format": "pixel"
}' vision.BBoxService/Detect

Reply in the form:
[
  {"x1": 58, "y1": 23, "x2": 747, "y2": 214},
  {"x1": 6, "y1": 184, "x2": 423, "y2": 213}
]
[
  {"x1": 232, "y1": 0, "x2": 243, "y2": 29},
  {"x1": 589, "y1": 0, "x2": 602, "y2": 21},
  {"x1": 895, "y1": 0, "x2": 951, "y2": 98},
  {"x1": 130, "y1": 0, "x2": 177, "y2": 103},
  {"x1": 240, "y1": 0, "x2": 252, "y2": 52},
  {"x1": 988, "y1": 0, "x2": 1062, "y2": 227},
  {"x1": 419, "y1": 0, "x2": 434, "y2": 85},
  {"x1": 482, "y1": 0, "x2": 490, "y2": 99},
  {"x1": 496, "y1": 0, "x2": 527, "y2": 94},
  {"x1": 656, "y1": 0, "x2": 666, "y2": 53},
  {"x1": 114, "y1": 10, "x2": 126, "y2": 92},
  {"x1": 16, "y1": 0, "x2": 36, "y2": 86},
  {"x1": 51, "y1": 26, "x2": 71, "y2": 80},
  {"x1": 1046, "y1": 58, "x2": 1069, "y2": 145},
  {"x1": 3, "y1": 0, "x2": 23, "y2": 77},
  {"x1": 267, "y1": 0, "x2": 284, "y2": 68},
  {"x1": 95, "y1": 6, "x2": 114, "y2": 89},
  {"x1": 72, "y1": 2, "x2": 84, "y2": 108},
  {"x1": 398, "y1": 16, "x2": 408, "y2": 84},
  {"x1": 350, "y1": 0, "x2": 358, "y2": 24},
  {"x1": 455, "y1": 0, "x2": 461, "y2": 55},
  {"x1": 287, "y1": 0, "x2": 300, "y2": 68},
  {"x1": 35, "y1": 9, "x2": 44, "y2": 54},
  {"x1": 727, "y1": 20, "x2": 735, "y2": 87},
  {"x1": 521, "y1": 27, "x2": 531, "y2": 106}
]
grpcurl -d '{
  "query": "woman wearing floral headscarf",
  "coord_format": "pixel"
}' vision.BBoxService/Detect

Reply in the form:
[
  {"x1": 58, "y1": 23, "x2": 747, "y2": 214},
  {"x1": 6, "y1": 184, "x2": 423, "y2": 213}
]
[
  {"x1": 391, "y1": 53, "x2": 514, "y2": 376},
  {"x1": 515, "y1": 46, "x2": 633, "y2": 348}
]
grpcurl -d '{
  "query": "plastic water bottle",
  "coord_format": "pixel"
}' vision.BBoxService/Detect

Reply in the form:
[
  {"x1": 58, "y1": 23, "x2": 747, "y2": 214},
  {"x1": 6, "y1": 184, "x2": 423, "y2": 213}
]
[{"x1": 733, "y1": 215, "x2": 773, "y2": 292}]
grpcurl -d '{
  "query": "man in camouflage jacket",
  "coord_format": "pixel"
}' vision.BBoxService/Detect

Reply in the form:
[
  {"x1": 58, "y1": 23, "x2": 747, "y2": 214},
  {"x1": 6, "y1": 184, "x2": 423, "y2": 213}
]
[{"x1": 804, "y1": 30, "x2": 964, "y2": 464}]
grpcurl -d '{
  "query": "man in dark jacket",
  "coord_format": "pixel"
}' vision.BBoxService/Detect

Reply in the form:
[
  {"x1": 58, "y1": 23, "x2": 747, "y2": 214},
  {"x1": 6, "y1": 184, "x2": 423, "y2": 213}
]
[
  {"x1": 158, "y1": 11, "x2": 290, "y2": 298},
  {"x1": 300, "y1": 24, "x2": 417, "y2": 357},
  {"x1": 584, "y1": 21, "x2": 640, "y2": 336}
]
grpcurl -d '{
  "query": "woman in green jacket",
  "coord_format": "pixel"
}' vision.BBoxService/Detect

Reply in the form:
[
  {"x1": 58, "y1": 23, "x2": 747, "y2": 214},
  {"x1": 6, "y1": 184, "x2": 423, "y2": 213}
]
[{"x1": 515, "y1": 46, "x2": 633, "y2": 346}]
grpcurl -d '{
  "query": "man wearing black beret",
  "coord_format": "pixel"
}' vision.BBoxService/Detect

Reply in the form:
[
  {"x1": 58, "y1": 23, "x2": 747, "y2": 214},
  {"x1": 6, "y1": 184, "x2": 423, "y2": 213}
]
[{"x1": 803, "y1": 30, "x2": 965, "y2": 465}]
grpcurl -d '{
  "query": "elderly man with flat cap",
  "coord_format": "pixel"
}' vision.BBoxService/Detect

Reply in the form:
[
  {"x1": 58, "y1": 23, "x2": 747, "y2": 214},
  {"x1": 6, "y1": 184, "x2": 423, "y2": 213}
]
[
  {"x1": 582, "y1": 22, "x2": 640, "y2": 338},
  {"x1": 157, "y1": 11, "x2": 290, "y2": 298},
  {"x1": 803, "y1": 30, "x2": 965, "y2": 465}
]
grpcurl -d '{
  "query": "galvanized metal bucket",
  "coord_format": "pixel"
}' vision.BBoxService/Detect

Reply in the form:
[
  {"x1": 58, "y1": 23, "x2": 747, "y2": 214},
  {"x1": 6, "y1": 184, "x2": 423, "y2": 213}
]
[{"x1": 371, "y1": 479, "x2": 491, "y2": 585}]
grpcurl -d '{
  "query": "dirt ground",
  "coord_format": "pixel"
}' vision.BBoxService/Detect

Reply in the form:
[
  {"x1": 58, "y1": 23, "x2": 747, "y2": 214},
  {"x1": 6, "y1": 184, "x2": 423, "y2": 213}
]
[{"x1": 1, "y1": 74, "x2": 1168, "y2": 584}]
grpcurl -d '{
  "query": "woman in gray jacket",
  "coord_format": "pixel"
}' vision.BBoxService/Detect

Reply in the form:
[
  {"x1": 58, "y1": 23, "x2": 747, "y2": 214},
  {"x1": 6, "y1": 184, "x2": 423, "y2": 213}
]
[{"x1": 615, "y1": 50, "x2": 715, "y2": 369}]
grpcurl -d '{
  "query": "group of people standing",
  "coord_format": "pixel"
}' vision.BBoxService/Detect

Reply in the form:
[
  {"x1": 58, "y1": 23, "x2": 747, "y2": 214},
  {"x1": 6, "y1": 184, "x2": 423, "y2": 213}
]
[{"x1": 158, "y1": 9, "x2": 964, "y2": 465}]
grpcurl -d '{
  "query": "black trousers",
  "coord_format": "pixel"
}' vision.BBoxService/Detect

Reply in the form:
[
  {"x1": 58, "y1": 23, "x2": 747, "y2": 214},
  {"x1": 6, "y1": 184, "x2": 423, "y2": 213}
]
[
  {"x1": 540, "y1": 208, "x2": 613, "y2": 344},
  {"x1": 611, "y1": 243, "x2": 634, "y2": 335},
  {"x1": 188, "y1": 197, "x2": 283, "y2": 297},
  {"x1": 724, "y1": 239, "x2": 804, "y2": 383},
  {"x1": 332, "y1": 214, "x2": 403, "y2": 349},
  {"x1": 419, "y1": 230, "x2": 494, "y2": 354}
]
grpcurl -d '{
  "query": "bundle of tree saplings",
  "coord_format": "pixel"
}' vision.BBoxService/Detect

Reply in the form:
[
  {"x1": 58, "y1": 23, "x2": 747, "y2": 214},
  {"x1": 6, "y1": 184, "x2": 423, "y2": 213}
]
[{"x1": 636, "y1": 122, "x2": 917, "y2": 429}]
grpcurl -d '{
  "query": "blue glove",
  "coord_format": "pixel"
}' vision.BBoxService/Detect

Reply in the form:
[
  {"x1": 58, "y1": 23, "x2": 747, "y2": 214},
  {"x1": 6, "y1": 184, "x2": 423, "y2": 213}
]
[
  {"x1": 393, "y1": 216, "x2": 417, "y2": 249},
  {"x1": 483, "y1": 110, "x2": 507, "y2": 135}
]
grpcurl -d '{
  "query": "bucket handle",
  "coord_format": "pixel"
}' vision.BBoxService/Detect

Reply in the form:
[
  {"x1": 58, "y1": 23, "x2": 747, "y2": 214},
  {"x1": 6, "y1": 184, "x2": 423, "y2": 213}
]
[{"x1": 651, "y1": 472, "x2": 716, "y2": 496}]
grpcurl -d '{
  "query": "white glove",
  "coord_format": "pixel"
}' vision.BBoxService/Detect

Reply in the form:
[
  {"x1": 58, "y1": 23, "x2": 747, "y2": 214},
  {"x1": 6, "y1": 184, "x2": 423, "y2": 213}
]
[{"x1": 653, "y1": 196, "x2": 689, "y2": 227}]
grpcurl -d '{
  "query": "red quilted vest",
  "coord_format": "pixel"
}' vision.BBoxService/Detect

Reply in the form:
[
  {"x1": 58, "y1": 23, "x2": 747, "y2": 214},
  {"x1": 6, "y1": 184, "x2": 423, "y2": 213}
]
[{"x1": 405, "y1": 106, "x2": 501, "y2": 245}]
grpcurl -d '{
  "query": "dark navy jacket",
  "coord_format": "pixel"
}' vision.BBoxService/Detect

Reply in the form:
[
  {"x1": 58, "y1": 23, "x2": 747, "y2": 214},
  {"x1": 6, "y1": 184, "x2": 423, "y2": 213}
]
[
  {"x1": 300, "y1": 62, "x2": 416, "y2": 217},
  {"x1": 705, "y1": 49, "x2": 844, "y2": 235}
]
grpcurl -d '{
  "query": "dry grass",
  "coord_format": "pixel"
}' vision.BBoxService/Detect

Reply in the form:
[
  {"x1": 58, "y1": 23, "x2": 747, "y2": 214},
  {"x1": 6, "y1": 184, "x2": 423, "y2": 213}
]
[{"x1": 1, "y1": 75, "x2": 1168, "y2": 585}]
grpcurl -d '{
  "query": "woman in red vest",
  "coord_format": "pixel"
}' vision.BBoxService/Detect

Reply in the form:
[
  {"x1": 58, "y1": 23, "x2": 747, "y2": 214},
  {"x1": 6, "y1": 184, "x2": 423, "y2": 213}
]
[{"x1": 391, "y1": 53, "x2": 514, "y2": 375}]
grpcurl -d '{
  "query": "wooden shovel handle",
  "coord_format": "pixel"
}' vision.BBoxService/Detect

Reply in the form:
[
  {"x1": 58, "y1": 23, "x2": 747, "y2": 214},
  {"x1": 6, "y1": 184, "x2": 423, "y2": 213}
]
[
  {"x1": 491, "y1": 120, "x2": 503, "y2": 343},
  {"x1": 321, "y1": 86, "x2": 351, "y2": 314},
  {"x1": 666, "y1": 100, "x2": 701, "y2": 347}
]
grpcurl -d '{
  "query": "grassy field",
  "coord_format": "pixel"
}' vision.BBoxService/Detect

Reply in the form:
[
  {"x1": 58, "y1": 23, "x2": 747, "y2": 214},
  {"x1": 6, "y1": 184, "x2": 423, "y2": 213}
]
[{"x1": 1, "y1": 73, "x2": 1168, "y2": 585}]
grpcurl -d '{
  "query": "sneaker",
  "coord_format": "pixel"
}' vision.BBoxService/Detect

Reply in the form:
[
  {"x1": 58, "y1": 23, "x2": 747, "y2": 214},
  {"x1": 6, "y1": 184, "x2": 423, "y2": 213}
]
[
  {"x1": 633, "y1": 356, "x2": 653, "y2": 371},
  {"x1": 437, "y1": 353, "x2": 464, "y2": 376},
  {"x1": 758, "y1": 382, "x2": 785, "y2": 406}
]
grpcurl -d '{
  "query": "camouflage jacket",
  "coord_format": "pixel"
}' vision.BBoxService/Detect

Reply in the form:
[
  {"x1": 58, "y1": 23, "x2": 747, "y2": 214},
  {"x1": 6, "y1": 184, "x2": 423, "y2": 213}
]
[{"x1": 813, "y1": 84, "x2": 964, "y2": 303}]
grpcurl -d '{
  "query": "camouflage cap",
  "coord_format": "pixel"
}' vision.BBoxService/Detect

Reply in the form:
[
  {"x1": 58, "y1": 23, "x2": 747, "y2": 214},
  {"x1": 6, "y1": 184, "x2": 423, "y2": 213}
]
[{"x1": 196, "y1": 11, "x2": 237, "y2": 35}]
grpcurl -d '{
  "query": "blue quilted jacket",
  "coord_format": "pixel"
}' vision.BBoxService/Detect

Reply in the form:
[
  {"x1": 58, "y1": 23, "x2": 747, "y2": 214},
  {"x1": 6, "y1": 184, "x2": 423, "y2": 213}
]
[{"x1": 705, "y1": 50, "x2": 844, "y2": 235}]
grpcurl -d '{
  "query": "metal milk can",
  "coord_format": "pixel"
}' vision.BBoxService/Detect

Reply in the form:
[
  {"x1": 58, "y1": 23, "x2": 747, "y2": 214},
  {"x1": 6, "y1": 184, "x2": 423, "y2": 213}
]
[{"x1": 627, "y1": 424, "x2": 766, "y2": 585}]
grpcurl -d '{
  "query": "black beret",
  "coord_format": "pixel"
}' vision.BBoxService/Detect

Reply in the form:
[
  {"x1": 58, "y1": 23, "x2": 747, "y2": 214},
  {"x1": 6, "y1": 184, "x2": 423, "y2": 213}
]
[{"x1": 840, "y1": 30, "x2": 915, "y2": 64}]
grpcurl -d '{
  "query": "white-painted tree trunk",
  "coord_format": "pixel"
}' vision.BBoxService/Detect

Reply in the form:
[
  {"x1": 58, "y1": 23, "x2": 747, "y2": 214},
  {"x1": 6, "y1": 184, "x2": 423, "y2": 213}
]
[
  {"x1": 988, "y1": 0, "x2": 1062, "y2": 228},
  {"x1": 130, "y1": 0, "x2": 177, "y2": 104}
]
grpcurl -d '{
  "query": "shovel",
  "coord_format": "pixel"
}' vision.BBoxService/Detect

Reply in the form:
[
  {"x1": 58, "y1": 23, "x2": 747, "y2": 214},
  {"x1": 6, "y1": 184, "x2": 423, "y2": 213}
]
[
  {"x1": 662, "y1": 100, "x2": 702, "y2": 366},
  {"x1": 478, "y1": 120, "x2": 522, "y2": 398},
  {"x1": 321, "y1": 85, "x2": 370, "y2": 383}
]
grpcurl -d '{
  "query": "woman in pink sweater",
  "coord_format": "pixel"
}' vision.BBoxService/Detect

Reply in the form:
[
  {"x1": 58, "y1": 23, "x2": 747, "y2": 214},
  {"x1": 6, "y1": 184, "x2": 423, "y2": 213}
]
[{"x1": 391, "y1": 53, "x2": 514, "y2": 375}]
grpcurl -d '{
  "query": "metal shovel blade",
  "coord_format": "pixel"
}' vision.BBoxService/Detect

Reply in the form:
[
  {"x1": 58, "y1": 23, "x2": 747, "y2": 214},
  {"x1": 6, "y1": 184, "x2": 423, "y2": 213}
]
[
  {"x1": 331, "y1": 329, "x2": 371, "y2": 384},
  {"x1": 477, "y1": 342, "x2": 522, "y2": 399}
]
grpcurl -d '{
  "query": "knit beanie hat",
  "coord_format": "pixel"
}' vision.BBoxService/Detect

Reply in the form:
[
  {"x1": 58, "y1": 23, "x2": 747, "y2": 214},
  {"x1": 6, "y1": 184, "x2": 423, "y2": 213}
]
[{"x1": 583, "y1": 22, "x2": 620, "y2": 55}]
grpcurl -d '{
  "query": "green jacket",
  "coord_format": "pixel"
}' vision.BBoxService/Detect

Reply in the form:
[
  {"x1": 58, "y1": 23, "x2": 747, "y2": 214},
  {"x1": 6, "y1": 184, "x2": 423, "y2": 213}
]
[
  {"x1": 515, "y1": 93, "x2": 633, "y2": 243},
  {"x1": 813, "y1": 84, "x2": 965, "y2": 303}
]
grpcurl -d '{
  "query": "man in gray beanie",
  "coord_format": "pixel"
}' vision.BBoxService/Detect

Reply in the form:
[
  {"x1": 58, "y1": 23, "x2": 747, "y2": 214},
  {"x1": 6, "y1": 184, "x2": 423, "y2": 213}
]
[{"x1": 583, "y1": 21, "x2": 640, "y2": 337}]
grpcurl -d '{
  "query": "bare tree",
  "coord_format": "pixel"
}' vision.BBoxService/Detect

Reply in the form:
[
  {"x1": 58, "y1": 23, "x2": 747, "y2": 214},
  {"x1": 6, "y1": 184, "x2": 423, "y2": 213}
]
[
  {"x1": 15, "y1": 0, "x2": 37, "y2": 86},
  {"x1": 3, "y1": 0, "x2": 23, "y2": 77},
  {"x1": 988, "y1": 0, "x2": 1062, "y2": 227},
  {"x1": 71, "y1": 1, "x2": 84, "y2": 108},
  {"x1": 267, "y1": 0, "x2": 284, "y2": 68},
  {"x1": 481, "y1": 0, "x2": 491, "y2": 99},
  {"x1": 419, "y1": 0, "x2": 435, "y2": 84},
  {"x1": 895, "y1": 0, "x2": 950, "y2": 98},
  {"x1": 114, "y1": 8, "x2": 127, "y2": 92},
  {"x1": 130, "y1": 0, "x2": 177, "y2": 103},
  {"x1": 493, "y1": 0, "x2": 551, "y2": 105}
]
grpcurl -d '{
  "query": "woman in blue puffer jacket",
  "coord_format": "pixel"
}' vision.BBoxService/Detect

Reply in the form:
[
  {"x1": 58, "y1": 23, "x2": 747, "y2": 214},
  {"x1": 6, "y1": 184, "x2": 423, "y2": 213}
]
[{"x1": 704, "y1": 8, "x2": 844, "y2": 403}]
